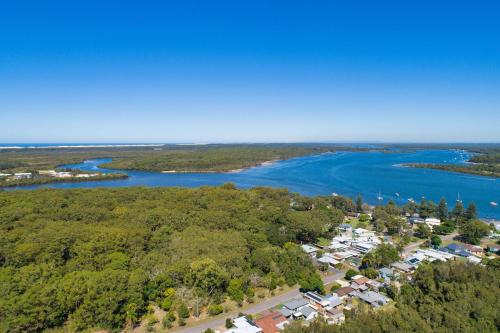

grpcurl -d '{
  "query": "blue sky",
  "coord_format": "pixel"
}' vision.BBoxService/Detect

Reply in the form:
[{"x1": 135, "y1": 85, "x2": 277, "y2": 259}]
[{"x1": 0, "y1": 1, "x2": 499, "y2": 143}]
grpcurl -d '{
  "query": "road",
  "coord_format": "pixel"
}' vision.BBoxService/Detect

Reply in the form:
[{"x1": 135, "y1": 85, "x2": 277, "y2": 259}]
[{"x1": 172, "y1": 270, "x2": 344, "y2": 333}]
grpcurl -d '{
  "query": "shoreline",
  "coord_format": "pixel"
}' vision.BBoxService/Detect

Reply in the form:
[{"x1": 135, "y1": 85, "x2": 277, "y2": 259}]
[{"x1": 159, "y1": 159, "x2": 281, "y2": 174}]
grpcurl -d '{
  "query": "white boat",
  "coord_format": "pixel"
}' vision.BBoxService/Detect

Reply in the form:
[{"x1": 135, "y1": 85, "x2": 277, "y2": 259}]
[
  {"x1": 331, "y1": 192, "x2": 339, "y2": 197},
  {"x1": 491, "y1": 201, "x2": 498, "y2": 207},
  {"x1": 377, "y1": 191, "x2": 383, "y2": 201},
  {"x1": 456, "y1": 193, "x2": 462, "y2": 203},
  {"x1": 408, "y1": 198, "x2": 415, "y2": 203},
  {"x1": 395, "y1": 192, "x2": 400, "y2": 197}
]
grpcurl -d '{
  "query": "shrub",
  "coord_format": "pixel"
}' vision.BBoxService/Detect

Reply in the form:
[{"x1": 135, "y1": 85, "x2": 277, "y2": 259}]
[
  {"x1": 345, "y1": 269, "x2": 358, "y2": 280},
  {"x1": 208, "y1": 304, "x2": 224, "y2": 316}
]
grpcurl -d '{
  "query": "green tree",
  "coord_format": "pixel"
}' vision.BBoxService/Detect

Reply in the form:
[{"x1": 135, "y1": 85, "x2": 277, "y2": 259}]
[
  {"x1": 184, "y1": 258, "x2": 229, "y2": 298},
  {"x1": 451, "y1": 201, "x2": 464, "y2": 221},
  {"x1": 355, "y1": 195, "x2": 363, "y2": 213},
  {"x1": 414, "y1": 224, "x2": 431, "y2": 239},
  {"x1": 177, "y1": 303, "x2": 190, "y2": 319},
  {"x1": 465, "y1": 202, "x2": 477, "y2": 221},
  {"x1": 345, "y1": 269, "x2": 358, "y2": 280},
  {"x1": 437, "y1": 197, "x2": 448, "y2": 221},
  {"x1": 430, "y1": 235, "x2": 442, "y2": 247},
  {"x1": 459, "y1": 220, "x2": 490, "y2": 245},
  {"x1": 300, "y1": 272, "x2": 325, "y2": 294},
  {"x1": 227, "y1": 279, "x2": 245, "y2": 305}
]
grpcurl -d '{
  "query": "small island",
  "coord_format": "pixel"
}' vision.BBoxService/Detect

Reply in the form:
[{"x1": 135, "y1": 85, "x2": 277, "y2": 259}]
[
  {"x1": 402, "y1": 146, "x2": 500, "y2": 178},
  {"x1": 0, "y1": 170, "x2": 128, "y2": 187}
]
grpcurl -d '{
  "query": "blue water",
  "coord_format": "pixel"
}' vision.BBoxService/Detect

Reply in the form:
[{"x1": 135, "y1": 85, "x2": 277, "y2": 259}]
[{"x1": 6, "y1": 150, "x2": 499, "y2": 219}]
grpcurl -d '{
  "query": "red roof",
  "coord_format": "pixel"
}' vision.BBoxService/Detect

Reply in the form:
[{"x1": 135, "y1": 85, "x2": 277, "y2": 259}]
[{"x1": 255, "y1": 312, "x2": 287, "y2": 333}]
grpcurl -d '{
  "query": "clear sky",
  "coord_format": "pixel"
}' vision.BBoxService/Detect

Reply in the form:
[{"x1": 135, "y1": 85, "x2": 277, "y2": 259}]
[{"x1": 1, "y1": 0, "x2": 499, "y2": 143}]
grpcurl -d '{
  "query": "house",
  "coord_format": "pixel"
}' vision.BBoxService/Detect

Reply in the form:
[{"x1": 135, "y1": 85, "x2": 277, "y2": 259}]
[
  {"x1": 331, "y1": 251, "x2": 356, "y2": 261},
  {"x1": 366, "y1": 279, "x2": 383, "y2": 290},
  {"x1": 442, "y1": 243, "x2": 472, "y2": 257},
  {"x1": 301, "y1": 244, "x2": 319, "y2": 256},
  {"x1": 295, "y1": 305, "x2": 318, "y2": 321},
  {"x1": 325, "y1": 308, "x2": 345, "y2": 325},
  {"x1": 467, "y1": 255, "x2": 482, "y2": 264},
  {"x1": 226, "y1": 316, "x2": 263, "y2": 333},
  {"x1": 378, "y1": 267, "x2": 394, "y2": 280},
  {"x1": 328, "y1": 241, "x2": 349, "y2": 251},
  {"x1": 13, "y1": 172, "x2": 32, "y2": 179},
  {"x1": 391, "y1": 261, "x2": 414, "y2": 274},
  {"x1": 405, "y1": 249, "x2": 453, "y2": 267},
  {"x1": 324, "y1": 295, "x2": 343, "y2": 309},
  {"x1": 304, "y1": 292, "x2": 330, "y2": 307},
  {"x1": 356, "y1": 291, "x2": 389, "y2": 308},
  {"x1": 353, "y1": 228, "x2": 374, "y2": 238},
  {"x1": 350, "y1": 275, "x2": 370, "y2": 291},
  {"x1": 277, "y1": 307, "x2": 293, "y2": 319},
  {"x1": 352, "y1": 275, "x2": 369, "y2": 286},
  {"x1": 254, "y1": 312, "x2": 288, "y2": 333},
  {"x1": 334, "y1": 286, "x2": 356, "y2": 299},
  {"x1": 425, "y1": 217, "x2": 441, "y2": 229},
  {"x1": 318, "y1": 253, "x2": 340, "y2": 267},
  {"x1": 0, "y1": 173, "x2": 12, "y2": 178},
  {"x1": 462, "y1": 244, "x2": 483, "y2": 256},
  {"x1": 281, "y1": 298, "x2": 309, "y2": 313},
  {"x1": 351, "y1": 242, "x2": 375, "y2": 254},
  {"x1": 487, "y1": 244, "x2": 500, "y2": 254},
  {"x1": 409, "y1": 216, "x2": 425, "y2": 224},
  {"x1": 339, "y1": 224, "x2": 353, "y2": 233}
]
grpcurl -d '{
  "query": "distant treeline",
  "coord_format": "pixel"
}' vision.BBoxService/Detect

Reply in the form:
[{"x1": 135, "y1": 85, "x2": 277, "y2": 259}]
[
  {"x1": 0, "y1": 172, "x2": 128, "y2": 188},
  {"x1": 0, "y1": 143, "x2": 367, "y2": 174}
]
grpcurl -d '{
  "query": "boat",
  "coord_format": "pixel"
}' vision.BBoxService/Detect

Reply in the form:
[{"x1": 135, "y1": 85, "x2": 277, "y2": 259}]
[
  {"x1": 377, "y1": 191, "x2": 383, "y2": 201},
  {"x1": 331, "y1": 192, "x2": 339, "y2": 197},
  {"x1": 456, "y1": 193, "x2": 462, "y2": 203},
  {"x1": 395, "y1": 192, "x2": 400, "y2": 197},
  {"x1": 408, "y1": 198, "x2": 415, "y2": 203},
  {"x1": 491, "y1": 201, "x2": 498, "y2": 207}
]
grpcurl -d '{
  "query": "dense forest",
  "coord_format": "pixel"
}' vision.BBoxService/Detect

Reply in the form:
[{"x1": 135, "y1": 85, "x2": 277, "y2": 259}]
[
  {"x1": 100, "y1": 146, "x2": 342, "y2": 172},
  {"x1": 284, "y1": 260, "x2": 500, "y2": 333},
  {"x1": 0, "y1": 186, "x2": 343, "y2": 332},
  {"x1": 0, "y1": 144, "x2": 361, "y2": 174}
]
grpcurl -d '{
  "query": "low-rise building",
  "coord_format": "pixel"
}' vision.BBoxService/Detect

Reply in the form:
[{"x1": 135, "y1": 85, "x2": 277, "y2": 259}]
[
  {"x1": 13, "y1": 172, "x2": 32, "y2": 179},
  {"x1": 226, "y1": 316, "x2": 262, "y2": 333},
  {"x1": 356, "y1": 291, "x2": 389, "y2": 308},
  {"x1": 254, "y1": 312, "x2": 288, "y2": 333},
  {"x1": 304, "y1": 292, "x2": 330, "y2": 308},
  {"x1": 391, "y1": 261, "x2": 414, "y2": 274},
  {"x1": 425, "y1": 217, "x2": 441, "y2": 229},
  {"x1": 301, "y1": 244, "x2": 319, "y2": 256},
  {"x1": 334, "y1": 286, "x2": 356, "y2": 299}
]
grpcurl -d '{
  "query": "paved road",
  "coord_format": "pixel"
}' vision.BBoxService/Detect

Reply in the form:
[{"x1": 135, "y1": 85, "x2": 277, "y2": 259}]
[
  {"x1": 402, "y1": 240, "x2": 425, "y2": 257},
  {"x1": 172, "y1": 270, "x2": 344, "y2": 333}
]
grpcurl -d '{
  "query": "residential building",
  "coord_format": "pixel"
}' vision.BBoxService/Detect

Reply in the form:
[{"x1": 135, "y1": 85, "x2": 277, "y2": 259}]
[
  {"x1": 301, "y1": 244, "x2": 319, "y2": 256},
  {"x1": 254, "y1": 312, "x2": 288, "y2": 333},
  {"x1": 425, "y1": 217, "x2": 441, "y2": 229},
  {"x1": 334, "y1": 286, "x2": 356, "y2": 299},
  {"x1": 390, "y1": 261, "x2": 414, "y2": 274},
  {"x1": 356, "y1": 291, "x2": 389, "y2": 308},
  {"x1": 226, "y1": 316, "x2": 262, "y2": 333},
  {"x1": 304, "y1": 292, "x2": 330, "y2": 308},
  {"x1": 13, "y1": 172, "x2": 32, "y2": 179}
]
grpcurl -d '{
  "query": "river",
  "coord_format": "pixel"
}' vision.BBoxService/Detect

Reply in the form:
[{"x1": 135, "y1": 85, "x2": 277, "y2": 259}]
[{"x1": 8, "y1": 149, "x2": 499, "y2": 219}]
